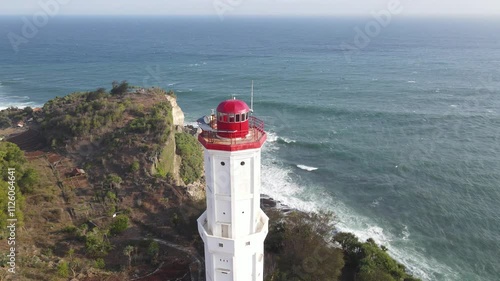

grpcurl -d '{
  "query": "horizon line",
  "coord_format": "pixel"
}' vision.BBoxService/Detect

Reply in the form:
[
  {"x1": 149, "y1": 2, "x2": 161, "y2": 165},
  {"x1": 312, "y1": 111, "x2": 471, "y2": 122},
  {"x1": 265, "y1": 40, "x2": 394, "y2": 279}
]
[{"x1": 1, "y1": 13, "x2": 500, "y2": 17}]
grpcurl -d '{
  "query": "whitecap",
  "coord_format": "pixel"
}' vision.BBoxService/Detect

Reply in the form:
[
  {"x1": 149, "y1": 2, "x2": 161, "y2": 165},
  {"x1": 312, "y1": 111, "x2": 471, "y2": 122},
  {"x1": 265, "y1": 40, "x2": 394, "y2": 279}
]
[
  {"x1": 184, "y1": 121, "x2": 198, "y2": 127},
  {"x1": 407, "y1": 81, "x2": 416, "y2": 83},
  {"x1": 296, "y1": 164, "x2": 318, "y2": 171},
  {"x1": 370, "y1": 197, "x2": 382, "y2": 207},
  {"x1": 401, "y1": 225, "x2": 410, "y2": 240},
  {"x1": 278, "y1": 137, "x2": 296, "y2": 144},
  {"x1": 266, "y1": 132, "x2": 279, "y2": 143}
]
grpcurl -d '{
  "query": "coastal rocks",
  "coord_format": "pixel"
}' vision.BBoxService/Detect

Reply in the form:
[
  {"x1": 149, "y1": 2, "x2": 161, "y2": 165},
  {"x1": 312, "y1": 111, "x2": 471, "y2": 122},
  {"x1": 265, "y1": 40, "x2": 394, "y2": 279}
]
[
  {"x1": 166, "y1": 95, "x2": 184, "y2": 129},
  {"x1": 186, "y1": 180, "x2": 206, "y2": 201},
  {"x1": 260, "y1": 197, "x2": 277, "y2": 208}
]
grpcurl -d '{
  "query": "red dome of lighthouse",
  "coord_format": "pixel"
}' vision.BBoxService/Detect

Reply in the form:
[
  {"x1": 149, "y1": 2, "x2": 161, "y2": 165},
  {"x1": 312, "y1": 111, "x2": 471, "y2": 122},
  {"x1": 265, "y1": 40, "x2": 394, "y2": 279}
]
[
  {"x1": 215, "y1": 98, "x2": 251, "y2": 139},
  {"x1": 216, "y1": 99, "x2": 250, "y2": 114},
  {"x1": 197, "y1": 97, "x2": 266, "y2": 151}
]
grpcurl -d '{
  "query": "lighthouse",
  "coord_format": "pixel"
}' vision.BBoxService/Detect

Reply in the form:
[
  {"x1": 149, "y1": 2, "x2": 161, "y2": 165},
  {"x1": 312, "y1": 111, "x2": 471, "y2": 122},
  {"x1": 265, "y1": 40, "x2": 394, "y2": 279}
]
[{"x1": 197, "y1": 97, "x2": 268, "y2": 281}]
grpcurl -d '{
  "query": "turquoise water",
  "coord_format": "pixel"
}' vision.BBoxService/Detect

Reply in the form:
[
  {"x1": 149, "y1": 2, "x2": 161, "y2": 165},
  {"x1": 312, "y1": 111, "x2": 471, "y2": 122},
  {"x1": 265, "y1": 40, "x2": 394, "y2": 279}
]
[{"x1": 1, "y1": 16, "x2": 500, "y2": 280}]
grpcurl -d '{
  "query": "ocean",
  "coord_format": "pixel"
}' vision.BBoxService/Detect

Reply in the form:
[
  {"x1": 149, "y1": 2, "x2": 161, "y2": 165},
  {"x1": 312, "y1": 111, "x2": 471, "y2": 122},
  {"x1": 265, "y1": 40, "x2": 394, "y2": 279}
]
[{"x1": 1, "y1": 16, "x2": 499, "y2": 280}]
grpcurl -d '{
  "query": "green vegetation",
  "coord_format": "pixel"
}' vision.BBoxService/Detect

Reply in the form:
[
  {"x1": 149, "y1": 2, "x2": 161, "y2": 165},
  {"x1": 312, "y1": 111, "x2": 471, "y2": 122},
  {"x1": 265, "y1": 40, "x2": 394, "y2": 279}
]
[
  {"x1": 94, "y1": 258, "x2": 106, "y2": 269},
  {"x1": 123, "y1": 245, "x2": 134, "y2": 269},
  {"x1": 147, "y1": 240, "x2": 160, "y2": 264},
  {"x1": 130, "y1": 160, "x2": 140, "y2": 173},
  {"x1": 334, "y1": 233, "x2": 420, "y2": 281},
  {"x1": 110, "y1": 81, "x2": 130, "y2": 96},
  {"x1": 0, "y1": 106, "x2": 34, "y2": 128},
  {"x1": 57, "y1": 261, "x2": 70, "y2": 278},
  {"x1": 265, "y1": 210, "x2": 344, "y2": 281},
  {"x1": 175, "y1": 132, "x2": 203, "y2": 184},
  {"x1": 0, "y1": 142, "x2": 37, "y2": 235},
  {"x1": 264, "y1": 209, "x2": 420, "y2": 281},
  {"x1": 84, "y1": 228, "x2": 113, "y2": 257},
  {"x1": 110, "y1": 214, "x2": 129, "y2": 235}
]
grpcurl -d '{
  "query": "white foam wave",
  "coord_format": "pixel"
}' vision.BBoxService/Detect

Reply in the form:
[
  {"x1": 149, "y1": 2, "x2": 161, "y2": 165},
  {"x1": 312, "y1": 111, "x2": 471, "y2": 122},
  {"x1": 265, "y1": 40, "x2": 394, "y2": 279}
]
[
  {"x1": 407, "y1": 80, "x2": 416, "y2": 83},
  {"x1": 266, "y1": 132, "x2": 279, "y2": 143},
  {"x1": 278, "y1": 137, "x2": 296, "y2": 143},
  {"x1": 261, "y1": 132, "x2": 457, "y2": 281},
  {"x1": 0, "y1": 92, "x2": 40, "y2": 110},
  {"x1": 296, "y1": 164, "x2": 318, "y2": 171},
  {"x1": 184, "y1": 121, "x2": 199, "y2": 127}
]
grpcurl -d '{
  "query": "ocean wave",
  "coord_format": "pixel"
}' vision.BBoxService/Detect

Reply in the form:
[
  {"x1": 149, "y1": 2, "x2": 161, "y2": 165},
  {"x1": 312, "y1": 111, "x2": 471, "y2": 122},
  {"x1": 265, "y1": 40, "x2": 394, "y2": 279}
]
[
  {"x1": 261, "y1": 132, "x2": 456, "y2": 281},
  {"x1": 184, "y1": 121, "x2": 198, "y2": 127},
  {"x1": 276, "y1": 137, "x2": 296, "y2": 144},
  {"x1": 296, "y1": 164, "x2": 318, "y2": 171}
]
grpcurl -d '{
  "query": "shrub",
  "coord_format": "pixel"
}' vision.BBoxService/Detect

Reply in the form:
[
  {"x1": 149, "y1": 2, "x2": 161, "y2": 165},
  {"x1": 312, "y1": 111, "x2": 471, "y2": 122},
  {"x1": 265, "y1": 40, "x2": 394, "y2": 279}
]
[
  {"x1": 333, "y1": 233, "x2": 421, "y2": 281},
  {"x1": 265, "y1": 210, "x2": 344, "y2": 281},
  {"x1": 110, "y1": 81, "x2": 129, "y2": 96},
  {"x1": 85, "y1": 229, "x2": 112, "y2": 257},
  {"x1": 175, "y1": 133, "x2": 203, "y2": 184},
  {"x1": 147, "y1": 241, "x2": 160, "y2": 264},
  {"x1": 110, "y1": 214, "x2": 129, "y2": 235},
  {"x1": 130, "y1": 160, "x2": 140, "y2": 173},
  {"x1": 0, "y1": 115, "x2": 11, "y2": 128},
  {"x1": 94, "y1": 258, "x2": 105, "y2": 269},
  {"x1": 57, "y1": 261, "x2": 69, "y2": 278}
]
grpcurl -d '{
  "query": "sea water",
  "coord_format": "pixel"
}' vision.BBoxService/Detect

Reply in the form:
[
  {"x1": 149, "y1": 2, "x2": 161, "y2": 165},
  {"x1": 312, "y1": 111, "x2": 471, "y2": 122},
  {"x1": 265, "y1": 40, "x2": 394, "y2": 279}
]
[{"x1": 1, "y1": 16, "x2": 499, "y2": 280}]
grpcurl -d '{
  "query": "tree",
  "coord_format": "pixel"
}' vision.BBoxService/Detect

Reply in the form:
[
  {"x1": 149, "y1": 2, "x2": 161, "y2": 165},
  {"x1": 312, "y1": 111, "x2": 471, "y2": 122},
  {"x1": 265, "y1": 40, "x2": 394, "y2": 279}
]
[
  {"x1": 265, "y1": 210, "x2": 344, "y2": 281},
  {"x1": 0, "y1": 115, "x2": 10, "y2": 129},
  {"x1": 110, "y1": 80, "x2": 129, "y2": 96},
  {"x1": 123, "y1": 245, "x2": 134, "y2": 269},
  {"x1": 23, "y1": 106, "x2": 33, "y2": 115},
  {"x1": 18, "y1": 167, "x2": 38, "y2": 194},
  {"x1": 110, "y1": 214, "x2": 128, "y2": 235},
  {"x1": 333, "y1": 233, "x2": 421, "y2": 281},
  {"x1": 147, "y1": 240, "x2": 160, "y2": 264},
  {"x1": 106, "y1": 173, "x2": 123, "y2": 189}
]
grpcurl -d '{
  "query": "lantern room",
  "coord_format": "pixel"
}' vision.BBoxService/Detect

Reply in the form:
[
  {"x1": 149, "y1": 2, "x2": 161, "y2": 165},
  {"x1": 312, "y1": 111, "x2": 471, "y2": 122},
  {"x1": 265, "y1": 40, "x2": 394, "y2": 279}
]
[
  {"x1": 216, "y1": 98, "x2": 251, "y2": 139},
  {"x1": 197, "y1": 97, "x2": 266, "y2": 152}
]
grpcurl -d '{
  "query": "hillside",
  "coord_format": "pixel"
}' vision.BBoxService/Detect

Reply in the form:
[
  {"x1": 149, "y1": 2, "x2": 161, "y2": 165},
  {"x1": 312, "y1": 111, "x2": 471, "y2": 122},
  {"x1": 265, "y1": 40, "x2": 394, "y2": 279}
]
[{"x1": 0, "y1": 83, "x2": 205, "y2": 280}]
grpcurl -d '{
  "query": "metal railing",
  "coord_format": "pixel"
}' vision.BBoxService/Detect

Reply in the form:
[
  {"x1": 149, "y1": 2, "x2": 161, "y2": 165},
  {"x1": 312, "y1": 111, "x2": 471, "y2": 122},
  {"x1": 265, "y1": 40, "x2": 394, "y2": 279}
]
[{"x1": 199, "y1": 116, "x2": 266, "y2": 145}]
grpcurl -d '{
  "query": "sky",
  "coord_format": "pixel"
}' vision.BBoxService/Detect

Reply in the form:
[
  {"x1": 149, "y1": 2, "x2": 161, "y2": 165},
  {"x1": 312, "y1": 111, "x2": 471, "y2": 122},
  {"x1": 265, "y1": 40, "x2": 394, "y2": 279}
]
[{"x1": 1, "y1": 0, "x2": 500, "y2": 16}]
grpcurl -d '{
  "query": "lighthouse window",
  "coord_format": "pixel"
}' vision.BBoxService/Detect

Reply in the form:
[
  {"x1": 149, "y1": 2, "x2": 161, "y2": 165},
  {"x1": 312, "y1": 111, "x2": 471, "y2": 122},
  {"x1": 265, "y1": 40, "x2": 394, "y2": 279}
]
[
  {"x1": 229, "y1": 114, "x2": 235, "y2": 123},
  {"x1": 221, "y1": 161, "x2": 225, "y2": 166},
  {"x1": 236, "y1": 114, "x2": 240, "y2": 122},
  {"x1": 240, "y1": 161, "x2": 245, "y2": 166}
]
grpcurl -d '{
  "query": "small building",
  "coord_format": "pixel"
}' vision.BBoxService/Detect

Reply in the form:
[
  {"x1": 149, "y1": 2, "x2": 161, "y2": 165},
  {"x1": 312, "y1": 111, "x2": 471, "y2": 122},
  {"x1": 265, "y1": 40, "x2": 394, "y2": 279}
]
[{"x1": 70, "y1": 168, "x2": 86, "y2": 177}]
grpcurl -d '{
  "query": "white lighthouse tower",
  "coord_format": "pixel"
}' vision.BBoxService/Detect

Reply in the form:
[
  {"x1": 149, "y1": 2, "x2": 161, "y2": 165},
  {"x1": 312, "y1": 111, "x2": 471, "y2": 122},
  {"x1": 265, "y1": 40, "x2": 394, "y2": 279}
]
[{"x1": 197, "y1": 98, "x2": 268, "y2": 281}]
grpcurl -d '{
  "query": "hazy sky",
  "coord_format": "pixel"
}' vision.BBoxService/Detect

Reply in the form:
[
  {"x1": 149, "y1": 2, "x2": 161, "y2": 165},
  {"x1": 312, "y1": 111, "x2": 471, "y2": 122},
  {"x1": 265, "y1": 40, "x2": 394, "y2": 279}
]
[{"x1": 2, "y1": 0, "x2": 500, "y2": 16}]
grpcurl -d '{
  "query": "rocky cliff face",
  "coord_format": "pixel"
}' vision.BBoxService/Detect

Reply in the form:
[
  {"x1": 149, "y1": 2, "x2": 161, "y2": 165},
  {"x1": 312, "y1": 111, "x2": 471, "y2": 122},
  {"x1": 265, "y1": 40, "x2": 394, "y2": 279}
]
[{"x1": 166, "y1": 95, "x2": 185, "y2": 129}]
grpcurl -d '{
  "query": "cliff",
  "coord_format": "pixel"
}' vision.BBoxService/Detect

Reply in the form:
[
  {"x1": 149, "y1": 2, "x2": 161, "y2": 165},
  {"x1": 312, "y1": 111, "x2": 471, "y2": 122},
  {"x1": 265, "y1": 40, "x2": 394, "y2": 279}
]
[{"x1": 0, "y1": 85, "x2": 206, "y2": 281}]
